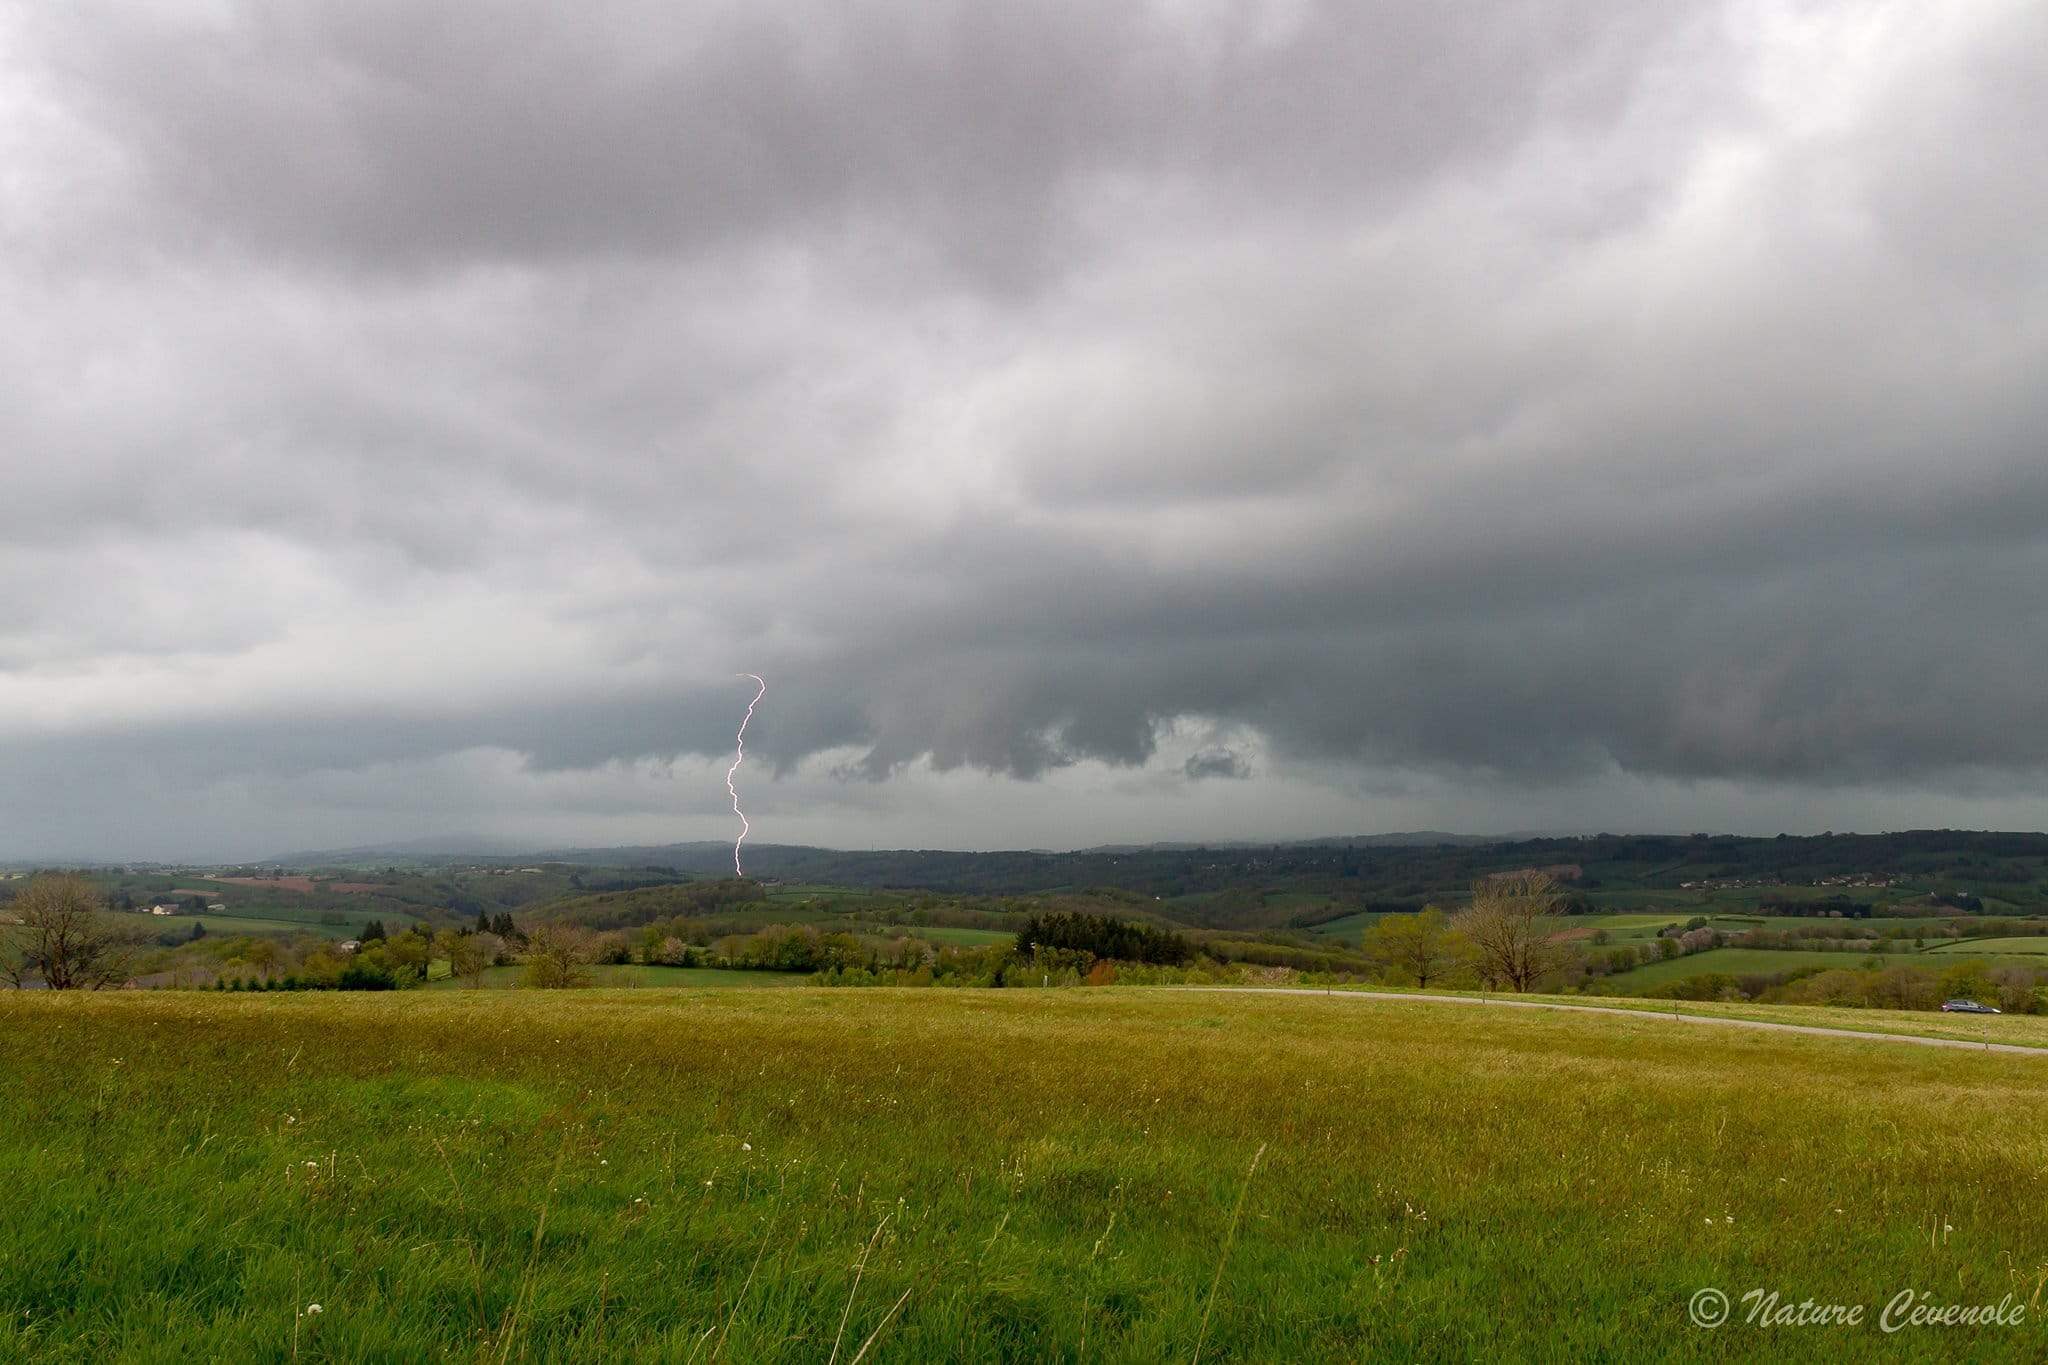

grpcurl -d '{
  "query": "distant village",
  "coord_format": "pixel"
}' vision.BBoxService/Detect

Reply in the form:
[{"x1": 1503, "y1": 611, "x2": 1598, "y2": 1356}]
[{"x1": 120, "y1": 896, "x2": 227, "y2": 916}]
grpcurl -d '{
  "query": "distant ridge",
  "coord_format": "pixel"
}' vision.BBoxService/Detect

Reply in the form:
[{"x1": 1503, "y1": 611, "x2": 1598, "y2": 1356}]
[
  {"x1": 1079, "y1": 832, "x2": 1493, "y2": 852},
  {"x1": 265, "y1": 832, "x2": 1501, "y2": 866},
  {"x1": 264, "y1": 833, "x2": 543, "y2": 863}
]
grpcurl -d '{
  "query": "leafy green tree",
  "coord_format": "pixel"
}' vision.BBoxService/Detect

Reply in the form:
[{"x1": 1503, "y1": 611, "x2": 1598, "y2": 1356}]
[
  {"x1": 1937, "y1": 959, "x2": 1996, "y2": 1006},
  {"x1": 384, "y1": 931, "x2": 430, "y2": 983},
  {"x1": 1361, "y1": 907, "x2": 1465, "y2": 988}
]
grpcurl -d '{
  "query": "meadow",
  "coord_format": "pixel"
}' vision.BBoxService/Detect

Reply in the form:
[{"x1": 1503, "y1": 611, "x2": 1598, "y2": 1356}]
[
  {"x1": 6, "y1": 987, "x2": 2048, "y2": 1360},
  {"x1": 1599, "y1": 947, "x2": 1904, "y2": 987},
  {"x1": 1924, "y1": 937, "x2": 2048, "y2": 957},
  {"x1": 148, "y1": 912, "x2": 362, "y2": 941},
  {"x1": 1312, "y1": 983, "x2": 2048, "y2": 1048},
  {"x1": 422, "y1": 965, "x2": 812, "y2": 991}
]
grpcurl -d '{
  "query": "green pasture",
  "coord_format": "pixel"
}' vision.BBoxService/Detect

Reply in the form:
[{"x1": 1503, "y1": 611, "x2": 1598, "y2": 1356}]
[
  {"x1": 1923, "y1": 936, "x2": 2048, "y2": 957},
  {"x1": 893, "y1": 926, "x2": 1013, "y2": 946},
  {"x1": 4, "y1": 988, "x2": 2047, "y2": 1360},
  {"x1": 122, "y1": 911, "x2": 361, "y2": 940},
  {"x1": 1305, "y1": 910, "x2": 1381, "y2": 938},
  {"x1": 423, "y1": 964, "x2": 809, "y2": 990},
  {"x1": 1605, "y1": 948, "x2": 1901, "y2": 987},
  {"x1": 764, "y1": 884, "x2": 877, "y2": 901}
]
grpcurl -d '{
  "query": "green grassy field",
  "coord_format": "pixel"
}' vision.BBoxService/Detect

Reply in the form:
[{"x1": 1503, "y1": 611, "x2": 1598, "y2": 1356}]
[
  {"x1": 5, "y1": 988, "x2": 2048, "y2": 1360},
  {"x1": 1550, "y1": 913, "x2": 1696, "y2": 938},
  {"x1": 898, "y1": 926, "x2": 1013, "y2": 946},
  {"x1": 1581, "y1": 892, "x2": 1728, "y2": 912},
  {"x1": 1304, "y1": 910, "x2": 1380, "y2": 938},
  {"x1": 123, "y1": 911, "x2": 361, "y2": 940},
  {"x1": 1923, "y1": 937, "x2": 2048, "y2": 957},
  {"x1": 764, "y1": 885, "x2": 878, "y2": 901},
  {"x1": 1605, "y1": 947, "x2": 1902, "y2": 986},
  {"x1": 1604, "y1": 943, "x2": 2048, "y2": 989},
  {"x1": 1303, "y1": 983, "x2": 2048, "y2": 1048},
  {"x1": 423, "y1": 965, "x2": 810, "y2": 990},
  {"x1": 1315, "y1": 910, "x2": 1963, "y2": 947}
]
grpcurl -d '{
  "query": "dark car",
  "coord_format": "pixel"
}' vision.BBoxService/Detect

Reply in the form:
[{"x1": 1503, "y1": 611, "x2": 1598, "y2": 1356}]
[{"x1": 1940, "y1": 999, "x2": 2001, "y2": 1014}]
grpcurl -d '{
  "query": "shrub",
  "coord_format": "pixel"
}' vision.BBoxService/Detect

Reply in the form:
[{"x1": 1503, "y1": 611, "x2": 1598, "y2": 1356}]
[
  {"x1": 522, "y1": 925, "x2": 593, "y2": 989},
  {"x1": 335, "y1": 964, "x2": 397, "y2": 991}
]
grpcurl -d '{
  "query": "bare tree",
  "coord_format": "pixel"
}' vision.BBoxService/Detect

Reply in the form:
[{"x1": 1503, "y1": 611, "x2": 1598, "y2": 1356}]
[
  {"x1": 521, "y1": 924, "x2": 592, "y2": 989},
  {"x1": 1453, "y1": 873, "x2": 1564, "y2": 993},
  {"x1": 5, "y1": 875, "x2": 134, "y2": 990}
]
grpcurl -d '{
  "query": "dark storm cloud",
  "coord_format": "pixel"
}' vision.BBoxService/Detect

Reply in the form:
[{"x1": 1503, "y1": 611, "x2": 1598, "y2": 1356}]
[
  {"x1": 3, "y1": 0, "x2": 2048, "y2": 856},
  {"x1": 1185, "y1": 750, "x2": 1252, "y2": 782}
]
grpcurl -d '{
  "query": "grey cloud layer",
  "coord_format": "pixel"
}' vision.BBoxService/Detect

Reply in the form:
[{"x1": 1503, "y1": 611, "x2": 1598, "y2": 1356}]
[
  {"x1": 43, "y1": 1, "x2": 1681, "y2": 268},
  {"x1": 3, "y1": 0, "x2": 2047, "y2": 854}
]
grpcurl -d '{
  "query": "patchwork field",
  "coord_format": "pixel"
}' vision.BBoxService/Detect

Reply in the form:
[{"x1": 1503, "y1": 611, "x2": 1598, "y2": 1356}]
[{"x1": 5, "y1": 988, "x2": 2047, "y2": 1360}]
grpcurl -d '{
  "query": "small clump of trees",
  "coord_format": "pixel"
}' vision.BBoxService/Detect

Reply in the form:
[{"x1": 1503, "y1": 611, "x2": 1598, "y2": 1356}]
[
  {"x1": 1014, "y1": 912, "x2": 1192, "y2": 965},
  {"x1": 1355, "y1": 876, "x2": 1568, "y2": 994}
]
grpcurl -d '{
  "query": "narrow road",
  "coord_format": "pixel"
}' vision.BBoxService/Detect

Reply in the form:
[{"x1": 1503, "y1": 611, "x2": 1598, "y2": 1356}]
[{"x1": 1173, "y1": 986, "x2": 2048, "y2": 1054}]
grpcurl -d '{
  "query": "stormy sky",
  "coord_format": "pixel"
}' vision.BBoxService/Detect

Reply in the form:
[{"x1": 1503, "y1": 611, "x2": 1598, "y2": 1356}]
[{"x1": 4, "y1": 0, "x2": 2046, "y2": 860}]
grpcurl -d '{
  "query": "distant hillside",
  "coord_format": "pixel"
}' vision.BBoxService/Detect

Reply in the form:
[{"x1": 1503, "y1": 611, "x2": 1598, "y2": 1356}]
[
  {"x1": 251, "y1": 830, "x2": 2048, "y2": 912},
  {"x1": 519, "y1": 830, "x2": 2048, "y2": 908},
  {"x1": 267, "y1": 833, "x2": 543, "y2": 863},
  {"x1": 1081, "y1": 832, "x2": 1493, "y2": 852}
]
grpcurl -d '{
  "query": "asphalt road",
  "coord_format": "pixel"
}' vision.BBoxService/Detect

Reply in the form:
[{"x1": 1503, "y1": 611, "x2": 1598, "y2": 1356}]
[{"x1": 1174, "y1": 986, "x2": 2048, "y2": 1054}]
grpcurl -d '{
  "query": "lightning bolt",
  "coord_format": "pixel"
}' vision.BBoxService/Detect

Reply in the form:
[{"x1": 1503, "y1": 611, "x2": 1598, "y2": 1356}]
[{"x1": 726, "y1": 673, "x2": 766, "y2": 877}]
